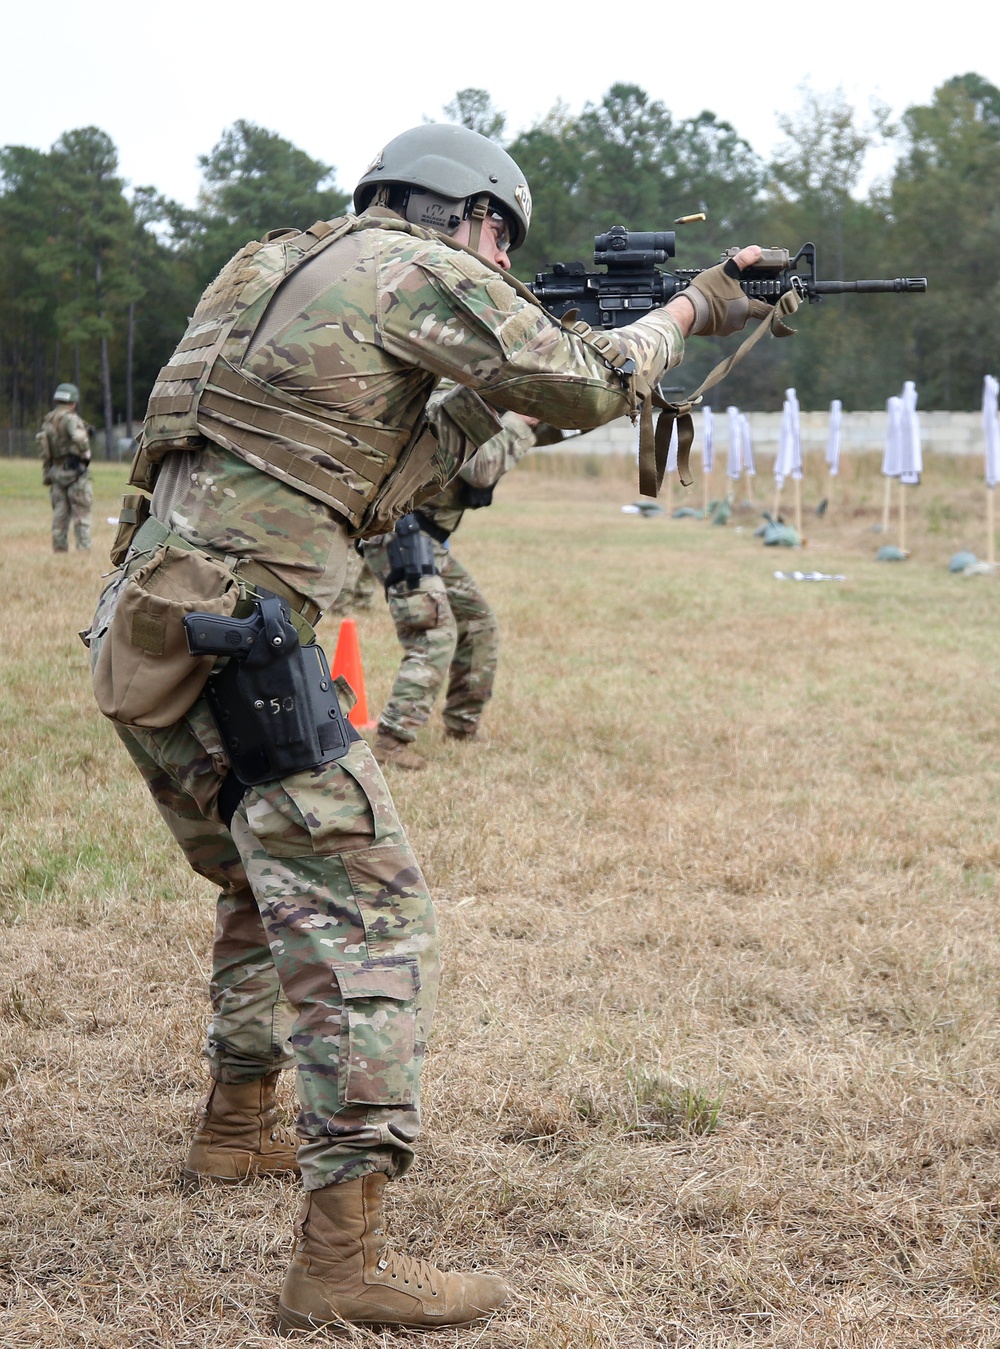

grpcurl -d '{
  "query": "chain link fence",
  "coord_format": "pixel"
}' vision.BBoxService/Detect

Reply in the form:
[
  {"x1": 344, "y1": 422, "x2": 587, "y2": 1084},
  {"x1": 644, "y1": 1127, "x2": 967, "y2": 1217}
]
[
  {"x1": 2, "y1": 428, "x2": 36, "y2": 457},
  {"x1": 2, "y1": 426, "x2": 137, "y2": 459}
]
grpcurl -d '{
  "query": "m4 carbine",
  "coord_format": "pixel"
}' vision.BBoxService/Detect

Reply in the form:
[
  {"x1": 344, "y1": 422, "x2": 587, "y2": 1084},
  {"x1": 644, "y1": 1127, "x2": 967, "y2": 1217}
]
[{"x1": 530, "y1": 226, "x2": 927, "y2": 329}]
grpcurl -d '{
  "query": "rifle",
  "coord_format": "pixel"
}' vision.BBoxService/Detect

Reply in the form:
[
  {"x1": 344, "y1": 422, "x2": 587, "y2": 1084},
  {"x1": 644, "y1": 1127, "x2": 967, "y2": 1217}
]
[
  {"x1": 530, "y1": 226, "x2": 927, "y2": 330},
  {"x1": 530, "y1": 227, "x2": 927, "y2": 496}
]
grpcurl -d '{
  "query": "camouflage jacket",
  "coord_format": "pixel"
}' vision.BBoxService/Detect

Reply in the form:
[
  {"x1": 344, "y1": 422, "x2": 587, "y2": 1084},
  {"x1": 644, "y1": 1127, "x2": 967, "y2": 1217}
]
[
  {"x1": 148, "y1": 212, "x2": 685, "y2": 613},
  {"x1": 37, "y1": 407, "x2": 91, "y2": 470},
  {"x1": 416, "y1": 408, "x2": 537, "y2": 538}
]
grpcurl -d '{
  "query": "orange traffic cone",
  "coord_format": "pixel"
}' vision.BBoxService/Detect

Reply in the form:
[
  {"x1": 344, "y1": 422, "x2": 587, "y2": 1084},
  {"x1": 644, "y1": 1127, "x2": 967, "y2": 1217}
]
[{"x1": 331, "y1": 618, "x2": 377, "y2": 730}]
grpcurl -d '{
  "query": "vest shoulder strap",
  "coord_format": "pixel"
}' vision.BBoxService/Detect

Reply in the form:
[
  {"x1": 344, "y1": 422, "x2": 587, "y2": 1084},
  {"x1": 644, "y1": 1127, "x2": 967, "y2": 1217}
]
[{"x1": 142, "y1": 218, "x2": 362, "y2": 445}]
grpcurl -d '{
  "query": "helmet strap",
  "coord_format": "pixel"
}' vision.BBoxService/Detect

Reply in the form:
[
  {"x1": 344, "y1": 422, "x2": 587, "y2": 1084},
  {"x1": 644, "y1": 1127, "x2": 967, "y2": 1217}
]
[{"x1": 467, "y1": 193, "x2": 490, "y2": 253}]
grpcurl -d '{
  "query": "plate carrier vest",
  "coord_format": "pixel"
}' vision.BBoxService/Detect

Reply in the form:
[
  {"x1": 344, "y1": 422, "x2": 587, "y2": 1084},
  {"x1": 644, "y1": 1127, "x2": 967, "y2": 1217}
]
[{"x1": 129, "y1": 213, "x2": 505, "y2": 537}]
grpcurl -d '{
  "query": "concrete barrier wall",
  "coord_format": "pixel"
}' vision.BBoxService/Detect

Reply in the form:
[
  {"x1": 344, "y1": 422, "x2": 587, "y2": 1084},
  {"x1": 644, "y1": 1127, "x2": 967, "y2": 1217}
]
[
  {"x1": 2, "y1": 411, "x2": 990, "y2": 460},
  {"x1": 552, "y1": 410, "x2": 989, "y2": 459}
]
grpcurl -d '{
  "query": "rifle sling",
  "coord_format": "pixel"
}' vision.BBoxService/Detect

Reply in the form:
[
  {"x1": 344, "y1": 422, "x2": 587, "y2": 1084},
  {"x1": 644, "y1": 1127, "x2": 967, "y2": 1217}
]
[{"x1": 647, "y1": 287, "x2": 803, "y2": 498}]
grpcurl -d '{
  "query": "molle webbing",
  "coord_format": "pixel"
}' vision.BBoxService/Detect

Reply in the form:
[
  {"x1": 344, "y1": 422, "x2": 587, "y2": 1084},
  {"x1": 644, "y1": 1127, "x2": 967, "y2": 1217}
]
[
  {"x1": 197, "y1": 360, "x2": 400, "y2": 520},
  {"x1": 138, "y1": 214, "x2": 458, "y2": 532},
  {"x1": 140, "y1": 219, "x2": 379, "y2": 520},
  {"x1": 41, "y1": 407, "x2": 78, "y2": 458},
  {"x1": 143, "y1": 219, "x2": 351, "y2": 440}
]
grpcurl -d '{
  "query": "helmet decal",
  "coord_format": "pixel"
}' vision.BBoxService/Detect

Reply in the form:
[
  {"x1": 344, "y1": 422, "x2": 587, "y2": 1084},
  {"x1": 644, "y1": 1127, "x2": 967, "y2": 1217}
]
[{"x1": 514, "y1": 183, "x2": 532, "y2": 227}]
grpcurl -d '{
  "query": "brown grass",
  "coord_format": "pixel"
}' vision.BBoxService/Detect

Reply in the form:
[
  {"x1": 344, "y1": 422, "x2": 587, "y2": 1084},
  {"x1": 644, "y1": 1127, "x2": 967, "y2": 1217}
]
[{"x1": 3, "y1": 453, "x2": 1000, "y2": 1347}]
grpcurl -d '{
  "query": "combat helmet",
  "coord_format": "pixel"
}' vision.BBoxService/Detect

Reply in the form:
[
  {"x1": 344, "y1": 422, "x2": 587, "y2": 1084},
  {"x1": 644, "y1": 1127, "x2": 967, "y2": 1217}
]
[
  {"x1": 53, "y1": 382, "x2": 80, "y2": 404},
  {"x1": 354, "y1": 124, "x2": 531, "y2": 252}
]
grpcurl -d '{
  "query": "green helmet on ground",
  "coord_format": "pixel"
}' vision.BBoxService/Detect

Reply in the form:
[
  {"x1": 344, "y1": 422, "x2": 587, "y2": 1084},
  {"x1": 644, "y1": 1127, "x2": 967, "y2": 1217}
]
[
  {"x1": 354, "y1": 124, "x2": 532, "y2": 251},
  {"x1": 53, "y1": 383, "x2": 80, "y2": 404}
]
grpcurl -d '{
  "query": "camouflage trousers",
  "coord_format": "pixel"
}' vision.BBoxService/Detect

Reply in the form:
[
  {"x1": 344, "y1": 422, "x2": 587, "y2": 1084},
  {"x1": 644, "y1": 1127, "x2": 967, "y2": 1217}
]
[
  {"x1": 50, "y1": 472, "x2": 93, "y2": 551},
  {"x1": 328, "y1": 548, "x2": 378, "y2": 617},
  {"x1": 364, "y1": 538, "x2": 499, "y2": 742},
  {"x1": 91, "y1": 599, "x2": 440, "y2": 1191}
]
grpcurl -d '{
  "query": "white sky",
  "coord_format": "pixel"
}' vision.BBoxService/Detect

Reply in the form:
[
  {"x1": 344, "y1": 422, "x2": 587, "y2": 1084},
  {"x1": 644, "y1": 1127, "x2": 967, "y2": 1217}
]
[{"x1": 3, "y1": 0, "x2": 997, "y2": 206}]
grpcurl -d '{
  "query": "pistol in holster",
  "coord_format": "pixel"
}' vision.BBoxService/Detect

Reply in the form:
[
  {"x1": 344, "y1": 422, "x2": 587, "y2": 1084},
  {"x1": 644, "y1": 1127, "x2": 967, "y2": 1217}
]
[
  {"x1": 183, "y1": 593, "x2": 356, "y2": 787},
  {"x1": 384, "y1": 512, "x2": 437, "y2": 593}
]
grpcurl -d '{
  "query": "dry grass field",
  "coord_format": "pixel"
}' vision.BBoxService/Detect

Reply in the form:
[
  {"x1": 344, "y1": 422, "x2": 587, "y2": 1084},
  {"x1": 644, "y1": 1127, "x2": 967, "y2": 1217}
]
[{"x1": 3, "y1": 450, "x2": 1000, "y2": 1348}]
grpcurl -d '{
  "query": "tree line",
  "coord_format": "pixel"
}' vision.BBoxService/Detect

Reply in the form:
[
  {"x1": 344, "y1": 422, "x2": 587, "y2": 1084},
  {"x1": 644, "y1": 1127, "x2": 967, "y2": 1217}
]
[{"x1": 2, "y1": 74, "x2": 997, "y2": 448}]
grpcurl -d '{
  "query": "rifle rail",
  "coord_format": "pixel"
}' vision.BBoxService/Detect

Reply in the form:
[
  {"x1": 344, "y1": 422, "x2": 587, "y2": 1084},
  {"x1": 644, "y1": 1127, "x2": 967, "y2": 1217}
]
[{"x1": 530, "y1": 229, "x2": 927, "y2": 328}]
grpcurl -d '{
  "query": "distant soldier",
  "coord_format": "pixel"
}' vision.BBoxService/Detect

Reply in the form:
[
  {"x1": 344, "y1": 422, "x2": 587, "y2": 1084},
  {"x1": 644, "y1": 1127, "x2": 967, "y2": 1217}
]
[
  {"x1": 365, "y1": 408, "x2": 538, "y2": 770},
  {"x1": 37, "y1": 383, "x2": 93, "y2": 551}
]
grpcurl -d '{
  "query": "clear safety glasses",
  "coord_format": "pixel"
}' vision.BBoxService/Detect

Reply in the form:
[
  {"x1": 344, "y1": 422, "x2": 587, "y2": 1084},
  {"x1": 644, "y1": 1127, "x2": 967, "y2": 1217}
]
[{"x1": 487, "y1": 211, "x2": 512, "y2": 254}]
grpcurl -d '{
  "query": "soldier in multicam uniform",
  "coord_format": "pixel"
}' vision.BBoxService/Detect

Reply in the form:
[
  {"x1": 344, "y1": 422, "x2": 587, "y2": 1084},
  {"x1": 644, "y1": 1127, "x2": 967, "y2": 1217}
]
[
  {"x1": 37, "y1": 383, "x2": 93, "y2": 551},
  {"x1": 83, "y1": 122, "x2": 769, "y2": 1336},
  {"x1": 366, "y1": 406, "x2": 537, "y2": 770}
]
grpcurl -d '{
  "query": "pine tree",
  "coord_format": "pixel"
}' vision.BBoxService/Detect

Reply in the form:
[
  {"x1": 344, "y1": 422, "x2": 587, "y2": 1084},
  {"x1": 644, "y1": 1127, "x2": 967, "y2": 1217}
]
[{"x1": 179, "y1": 121, "x2": 350, "y2": 287}]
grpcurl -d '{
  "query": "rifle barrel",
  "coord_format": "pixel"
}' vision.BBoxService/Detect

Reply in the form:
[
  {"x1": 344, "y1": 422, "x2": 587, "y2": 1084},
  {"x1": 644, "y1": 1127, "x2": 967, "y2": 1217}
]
[{"x1": 813, "y1": 278, "x2": 928, "y2": 294}]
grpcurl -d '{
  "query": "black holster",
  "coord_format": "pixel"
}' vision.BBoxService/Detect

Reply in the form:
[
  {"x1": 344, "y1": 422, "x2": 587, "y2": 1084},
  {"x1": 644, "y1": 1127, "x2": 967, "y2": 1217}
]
[
  {"x1": 385, "y1": 513, "x2": 437, "y2": 591},
  {"x1": 184, "y1": 595, "x2": 356, "y2": 787}
]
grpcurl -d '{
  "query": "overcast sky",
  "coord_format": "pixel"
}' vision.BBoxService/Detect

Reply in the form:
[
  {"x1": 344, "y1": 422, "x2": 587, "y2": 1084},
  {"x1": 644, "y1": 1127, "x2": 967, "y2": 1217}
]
[{"x1": 4, "y1": 0, "x2": 997, "y2": 207}]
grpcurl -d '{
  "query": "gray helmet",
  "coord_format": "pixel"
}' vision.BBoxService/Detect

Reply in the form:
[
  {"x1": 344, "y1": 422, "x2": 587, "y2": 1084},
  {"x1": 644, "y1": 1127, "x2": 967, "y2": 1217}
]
[
  {"x1": 354, "y1": 124, "x2": 532, "y2": 251},
  {"x1": 53, "y1": 382, "x2": 80, "y2": 404}
]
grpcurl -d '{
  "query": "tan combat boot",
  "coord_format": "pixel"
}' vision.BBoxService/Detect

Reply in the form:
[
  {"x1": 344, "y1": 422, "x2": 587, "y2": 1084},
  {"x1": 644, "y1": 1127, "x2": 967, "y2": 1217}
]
[
  {"x1": 182, "y1": 1072, "x2": 300, "y2": 1185},
  {"x1": 372, "y1": 731, "x2": 428, "y2": 771},
  {"x1": 276, "y1": 1173, "x2": 508, "y2": 1335}
]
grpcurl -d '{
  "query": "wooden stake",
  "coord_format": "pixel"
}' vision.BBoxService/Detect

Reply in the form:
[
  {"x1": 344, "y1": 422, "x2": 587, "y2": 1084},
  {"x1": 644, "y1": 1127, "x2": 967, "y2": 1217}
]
[
  {"x1": 988, "y1": 485, "x2": 996, "y2": 566},
  {"x1": 793, "y1": 476, "x2": 803, "y2": 539},
  {"x1": 745, "y1": 471, "x2": 755, "y2": 506},
  {"x1": 899, "y1": 481, "x2": 907, "y2": 553},
  {"x1": 702, "y1": 461, "x2": 710, "y2": 521},
  {"x1": 773, "y1": 484, "x2": 782, "y2": 520},
  {"x1": 666, "y1": 472, "x2": 673, "y2": 519},
  {"x1": 881, "y1": 476, "x2": 892, "y2": 535}
]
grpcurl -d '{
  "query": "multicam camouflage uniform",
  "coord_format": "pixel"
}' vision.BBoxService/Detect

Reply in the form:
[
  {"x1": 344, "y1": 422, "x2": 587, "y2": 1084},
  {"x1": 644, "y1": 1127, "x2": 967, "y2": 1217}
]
[
  {"x1": 38, "y1": 406, "x2": 93, "y2": 551},
  {"x1": 86, "y1": 209, "x2": 685, "y2": 1192},
  {"x1": 328, "y1": 547, "x2": 378, "y2": 617},
  {"x1": 364, "y1": 411, "x2": 536, "y2": 743}
]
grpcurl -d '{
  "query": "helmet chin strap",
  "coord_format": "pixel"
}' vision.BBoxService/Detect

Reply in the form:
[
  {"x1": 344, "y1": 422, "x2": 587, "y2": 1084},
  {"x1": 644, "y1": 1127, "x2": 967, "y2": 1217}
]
[{"x1": 466, "y1": 193, "x2": 490, "y2": 253}]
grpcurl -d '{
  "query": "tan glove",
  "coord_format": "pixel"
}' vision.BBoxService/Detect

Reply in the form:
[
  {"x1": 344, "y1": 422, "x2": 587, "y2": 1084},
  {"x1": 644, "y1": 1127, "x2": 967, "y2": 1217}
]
[{"x1": 683, "y1": 259, "x2": 773, "y2": 337}]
